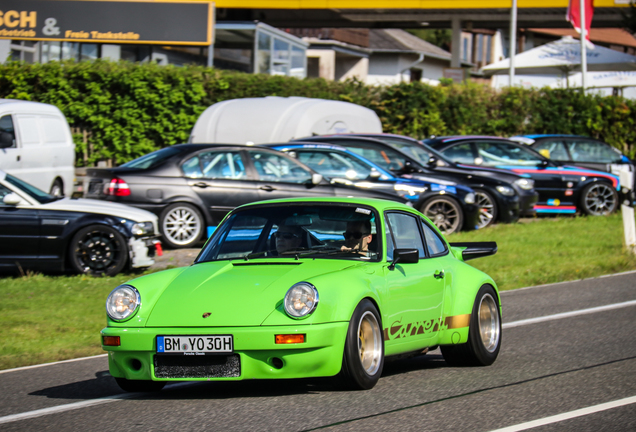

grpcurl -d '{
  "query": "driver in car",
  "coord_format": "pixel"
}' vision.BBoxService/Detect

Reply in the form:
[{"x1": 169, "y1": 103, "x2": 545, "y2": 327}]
[
  {"x1": 274, "y1": 224, "x2": 304, "y2": 254},
  {"x1": 341, "y1": 220, "x2": 373, "y2": 256}
]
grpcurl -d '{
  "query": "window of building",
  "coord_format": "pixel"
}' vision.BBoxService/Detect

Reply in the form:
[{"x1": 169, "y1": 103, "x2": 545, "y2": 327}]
[{"x1": 10, "y1": 40, "x2": 37, "y2": 63}]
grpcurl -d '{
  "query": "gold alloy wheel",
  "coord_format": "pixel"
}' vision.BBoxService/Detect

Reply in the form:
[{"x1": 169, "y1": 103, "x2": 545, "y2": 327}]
[
  {"x1": 357, "y1": 311, "x2": 382, "y2": 375},
  {"x1": 478, "y1": 293, "x2": 500, "y2": 353}
]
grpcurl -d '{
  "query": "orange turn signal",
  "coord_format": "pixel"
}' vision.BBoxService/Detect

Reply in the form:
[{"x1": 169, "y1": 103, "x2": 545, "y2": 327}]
[
  {"x1": 275, "y1": 334, "x2": 305, "y2": 344},
  {"x1": 103, "y1": 336, "x2": 121, "y2": 346}
]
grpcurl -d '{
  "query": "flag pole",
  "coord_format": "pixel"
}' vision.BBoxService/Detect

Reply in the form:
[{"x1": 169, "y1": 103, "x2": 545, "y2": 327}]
[
  {"x1": 580, "y1": 0, "x2": 587, "y2": 90},
  {"x1": 509, "y1": 0, "x2": 518, "y2": 86}
]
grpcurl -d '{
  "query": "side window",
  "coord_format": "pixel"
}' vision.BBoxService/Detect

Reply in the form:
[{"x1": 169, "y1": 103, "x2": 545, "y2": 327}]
[
  {"x1": 386, "y1": 212, "x2": 425, "y2": 258},
  {"x1": 444, "y1": 143, "x2": 475, "y2": 164},
  {"x1": 249, "y1": 151, "x2": 312, "y2": 183},
  {"x1": 197, "y1": 151, "x2": 246, "y2": 179},
  {"x1": 420, "y1": 219, "x2": 448, "y2": 256},
  {"x1": 181, "y1": 155, "x2": 203, "y2": 178},
  {"x1": 566, "y1": 140, "x2": 622, "y2": 163},
  {"x1": 16, "y1": 116, "x2": 41, "y2": 145},
  {"x1": 385, "y1": 218, "x2": 394, "y2": 261},
  {"x1": 532, "y1": 140, "x2": 568, "y2": 161},
  {"x1": 0, "y1": 115, "x2": 16, "y2": 148}
]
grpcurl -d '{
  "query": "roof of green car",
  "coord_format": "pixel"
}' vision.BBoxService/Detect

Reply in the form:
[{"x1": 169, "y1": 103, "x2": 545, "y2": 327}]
[{"x1": 236, "y1": 197, "x2": 415, "y2": 213}]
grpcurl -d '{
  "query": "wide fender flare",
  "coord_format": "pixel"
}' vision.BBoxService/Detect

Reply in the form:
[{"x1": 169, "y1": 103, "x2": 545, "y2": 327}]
[{"x1": 444, "y1": 268, "x2": 500, "y2": 321}]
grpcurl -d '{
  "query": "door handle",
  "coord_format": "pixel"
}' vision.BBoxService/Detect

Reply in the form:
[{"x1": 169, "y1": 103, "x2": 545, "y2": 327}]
[
  {"x1": 434, "y1": 270, "x2": 444, "y2": 279},
  {"x1": 193, "y1": 182, "x2": 208, "y2": 188},
  {"x1": 259, "y1": 185, "x2": 276, "y2": 192}
]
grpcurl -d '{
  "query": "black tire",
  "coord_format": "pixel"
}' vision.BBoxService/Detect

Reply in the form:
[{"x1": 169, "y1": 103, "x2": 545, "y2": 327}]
[
  {"x1": 420, "y1": 196, "x2": 464, "y2": 235},
  {"x1": 115, "y1": 377, "x2": 165, "y2": 393},
  {"x1": 160, "y1": 203, "x2": 204, "y2": 249},
  {"x1": 68, "y1": 225, "x2": 128, "y2": 276},
  {"x1": 474, "y1": 189, "x2": 498, "y2": 229},
  {"x1": 580, "y1": 182, "x2": 618, "y2": 216},
  {"x1": 441, "y1": 284, "x2": 502, "y2": 367},
  {"x1": 338, "y1": 299, "x2": 384, "y2": 390},
  {"x1": 50, "y1": 178, "x2": 64, "y2": 197}
]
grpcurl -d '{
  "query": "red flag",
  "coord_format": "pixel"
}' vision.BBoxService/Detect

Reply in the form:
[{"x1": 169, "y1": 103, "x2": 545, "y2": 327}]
[{"x1": 567, "y1": 0, "x2": 594, "y2": 42}]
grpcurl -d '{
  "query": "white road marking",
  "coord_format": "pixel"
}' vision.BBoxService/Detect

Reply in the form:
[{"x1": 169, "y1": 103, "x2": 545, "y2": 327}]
[
  {"x1": 0, "y1": 395, "x2": 125, "y2": 425},
  {"x1": 488, "y1": 395, "x2": 636, "y2": 432},
  {"x1": 0, "y1": 354, "x2": 107, "y2": 375},
  {"x1": 503, "y1": 300, "x2": 636, "y2": 329},
  {"x1": 0, "y1": 382, "x2": 197, "y2": 425}
]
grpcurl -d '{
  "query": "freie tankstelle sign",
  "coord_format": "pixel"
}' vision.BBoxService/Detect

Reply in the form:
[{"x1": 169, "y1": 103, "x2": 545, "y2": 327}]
[{"x1": 0, "y1": 0, "x2": 213, "y2": 45}]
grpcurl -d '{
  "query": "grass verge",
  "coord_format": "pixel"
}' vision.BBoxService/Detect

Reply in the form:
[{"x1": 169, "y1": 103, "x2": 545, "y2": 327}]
[{"x1": 1, "y1": 213, "x2": 635, "y2": 370}]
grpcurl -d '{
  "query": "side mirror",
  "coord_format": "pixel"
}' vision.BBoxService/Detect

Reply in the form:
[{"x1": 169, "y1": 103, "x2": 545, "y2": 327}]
[
  {"x1": 539, "y1": 159, "x2": 549, "y2": 168},
  {"x1": 368, "y1": 168, "x2": 381, "y2": 180},
  {"x1": 311, "y1": 173, "x2": 323, "y2": 185},
  {"x1": 428, "y1": 156, "x2": 438, "y2": 166},
  {"x1": 0, "y1": 132, "x2": 14, "y2": 149},
  {"x1": 3, "y1": 193, "x2": 22, "y2": 206},
  {"x1": 388, "y1": 248, "x2": 419, "y2": 270}
]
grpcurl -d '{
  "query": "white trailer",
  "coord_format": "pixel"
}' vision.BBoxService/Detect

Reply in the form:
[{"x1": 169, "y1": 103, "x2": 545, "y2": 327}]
[{"x1": 189, "y1": 96, "x2": 382, "y2": 144}]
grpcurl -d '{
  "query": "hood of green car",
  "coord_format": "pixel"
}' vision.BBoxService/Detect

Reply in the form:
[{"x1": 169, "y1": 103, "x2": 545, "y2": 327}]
[{"x1": 145, "y1": 259, "x2": 360, "y2": 327}]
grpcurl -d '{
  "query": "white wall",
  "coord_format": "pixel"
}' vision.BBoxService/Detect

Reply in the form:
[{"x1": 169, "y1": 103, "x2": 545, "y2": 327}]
[
  {"x1": 368, "y1": 53, "x2": 448, "y2": 86},
  {"x1": 0, "y1": 40, "x2": 11, "y2": 64}
]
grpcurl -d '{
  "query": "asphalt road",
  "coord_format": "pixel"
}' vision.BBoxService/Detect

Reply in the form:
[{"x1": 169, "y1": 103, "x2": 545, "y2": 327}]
[{"x1": 1, "y1": 272, "x2": 635, "y2": 431}]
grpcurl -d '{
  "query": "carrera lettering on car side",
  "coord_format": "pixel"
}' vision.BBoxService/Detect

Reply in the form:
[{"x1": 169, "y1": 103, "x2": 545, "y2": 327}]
[{"x1": 384, "y1": 314, "x2": 472, "y2": 340}]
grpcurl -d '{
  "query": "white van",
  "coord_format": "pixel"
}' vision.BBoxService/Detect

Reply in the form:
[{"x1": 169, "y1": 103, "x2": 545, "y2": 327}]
[
  {"x1": 189, "y1": 96, "x2": 383, "y2": 144},
  {"x1": 0, "y1": 99, "x2": 75, "y2": 197}
]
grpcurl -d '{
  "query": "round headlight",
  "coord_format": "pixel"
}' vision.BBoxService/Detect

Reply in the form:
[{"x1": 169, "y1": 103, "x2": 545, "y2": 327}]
[
  {"x1": 464, "y1": 192, "x2": 476, "y2": 204},
  {"x1": 106, "y1": 284, "x2": 140, "y2": 321},
  {"x1": 284, "y1": 282, "x2": 319, "y2": 319}
]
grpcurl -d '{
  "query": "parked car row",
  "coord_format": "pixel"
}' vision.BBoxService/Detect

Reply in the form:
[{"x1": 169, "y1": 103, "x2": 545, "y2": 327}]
[{"x1": 79, "y1": 132, "x2": 627, "y2": 251}]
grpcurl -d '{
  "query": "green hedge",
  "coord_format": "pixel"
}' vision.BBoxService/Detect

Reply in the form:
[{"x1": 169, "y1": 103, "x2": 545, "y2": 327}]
[{"x1": 1, "y1": 60, "x2": 635, "y2": 166}]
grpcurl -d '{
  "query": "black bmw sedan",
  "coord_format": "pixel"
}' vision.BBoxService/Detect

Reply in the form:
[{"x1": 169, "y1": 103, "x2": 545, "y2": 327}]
[
  {"x1": 85, "y1": 144, "x2": 409, "y2": 248},
  {"x1": 0, "y1": 170, "x2": 160, "y2": 276},
  {"x1": 293, "y1": 135, "x2": 538, "y2": 229}
]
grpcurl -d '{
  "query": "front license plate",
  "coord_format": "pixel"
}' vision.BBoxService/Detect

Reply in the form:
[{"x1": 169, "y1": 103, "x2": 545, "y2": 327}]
[{"x1": 156, "y1": 335, "x2": 233, "y2": 355}]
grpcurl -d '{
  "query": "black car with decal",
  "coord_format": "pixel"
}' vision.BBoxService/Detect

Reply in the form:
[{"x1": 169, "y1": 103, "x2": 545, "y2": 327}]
[{"x1": 425, "y1": 136, "x2": 621, "y2": 216}]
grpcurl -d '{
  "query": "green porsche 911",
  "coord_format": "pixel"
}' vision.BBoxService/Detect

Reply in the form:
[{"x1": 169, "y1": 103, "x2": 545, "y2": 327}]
[{"x1": 102, "y1": 197, "x2": 500, "y2": 392}]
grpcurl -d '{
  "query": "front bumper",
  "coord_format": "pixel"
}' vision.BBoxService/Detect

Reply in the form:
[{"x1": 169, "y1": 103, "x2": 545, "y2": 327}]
[
  {"x1": 518, "y1": 190, "x2": 539, "y2": 217},
  {"x1": 493, "y1": 193, "x2": 520, "y2": 224},
  {"x1": 128, "y1": 236, "x2": 161, "y2": 269},
  {"x1": 101, "y1": 322, "x2": 348, "y2": 381}
]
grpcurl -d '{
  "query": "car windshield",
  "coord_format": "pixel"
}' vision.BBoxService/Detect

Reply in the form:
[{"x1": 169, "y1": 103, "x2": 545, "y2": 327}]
[
  {"x1": 120, "y1": 146, "x2": 184, "y2": 169},
  {"x1": 5, "y1": 174, "x2": 57, "y2": 204},
  {"x1": 475, "y1": 141, "x2": 546, "y2": 167},
  {"x1": 296, "y1": 151, "x2": 391, "y2": 180},
  {"x1": 371, "y1": 136, "x2": 451, "y2": 167},
  {"x1": 197, "y1": 204, "x2": 380, "y2": 262}
]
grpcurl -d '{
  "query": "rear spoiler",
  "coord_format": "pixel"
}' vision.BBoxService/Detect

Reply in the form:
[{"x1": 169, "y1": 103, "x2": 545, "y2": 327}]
[{"x1": 449, "y1": 242, "x2": 497, "y2": 261}]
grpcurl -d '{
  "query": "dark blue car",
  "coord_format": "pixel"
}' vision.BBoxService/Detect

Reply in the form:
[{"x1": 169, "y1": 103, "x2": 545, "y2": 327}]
[{"x1": 265, "y1": 143, "x2": 480, "y2": 235}]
